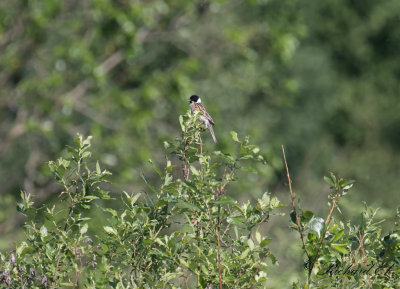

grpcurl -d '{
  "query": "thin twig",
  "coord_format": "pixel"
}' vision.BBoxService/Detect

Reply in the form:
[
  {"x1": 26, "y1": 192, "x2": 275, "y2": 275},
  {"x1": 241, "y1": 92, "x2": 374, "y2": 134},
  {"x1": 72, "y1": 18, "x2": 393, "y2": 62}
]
[
  {"x1": 52, "y1": 251, "x2": 62, "y2": 288},
  {"x1": 196, "y1": 221, "x2": 201, "y2": 288},
  {"x1": 358, "y1": 231, "x2": 373, "y2": 289},
  {"x1": 181, "y1": 137, "x2": 193, "y2": 204},
  {"x1": 218, "y1": 167, "x2": 235, "y2": 197},
  {"x1": 249, "y1": 250, "x2": 270, "y2": 289},
  {"x1": 199, "y1": 134, "x2": 203, "y2": 178},
  {"x1": 281, "y1": 145, "x2": 309, "y2": 257},
  {"x1": 217, "y1": 205, "x2": 223, "y2": 289},
  {"x1": 341, "y1": 276, "x2": 346, "y2": 289},
  {"x1": 182, "y1": 138, "x2": 190, "y2": 182}
]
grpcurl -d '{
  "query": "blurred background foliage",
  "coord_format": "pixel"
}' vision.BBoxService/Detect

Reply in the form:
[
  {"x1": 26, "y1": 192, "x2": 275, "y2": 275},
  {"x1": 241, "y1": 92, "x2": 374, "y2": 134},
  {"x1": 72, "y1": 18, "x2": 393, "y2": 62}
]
[{"x1": 1, "y1": 0, "x2": 400, "y2": 287}]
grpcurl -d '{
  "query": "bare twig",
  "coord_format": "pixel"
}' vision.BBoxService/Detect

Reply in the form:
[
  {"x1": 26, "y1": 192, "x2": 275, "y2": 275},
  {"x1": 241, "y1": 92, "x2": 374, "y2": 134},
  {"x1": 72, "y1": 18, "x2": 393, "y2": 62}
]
[
  {"x1": 358, "y1": 231, "x2": 373, "y2": 289},
  {"x1": 281, "y1": 145, "x2": 309, "y2": 257}
]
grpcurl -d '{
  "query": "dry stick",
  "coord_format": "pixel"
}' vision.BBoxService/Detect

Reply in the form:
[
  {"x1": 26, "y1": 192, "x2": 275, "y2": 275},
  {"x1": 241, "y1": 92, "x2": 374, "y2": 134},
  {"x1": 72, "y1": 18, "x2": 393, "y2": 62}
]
[
  {"x1": 281, "y1": 146, "x2": 309, "y2": 259},
  {"x1": 358, "y1": 231, "x2": 373, "y2": 289}
]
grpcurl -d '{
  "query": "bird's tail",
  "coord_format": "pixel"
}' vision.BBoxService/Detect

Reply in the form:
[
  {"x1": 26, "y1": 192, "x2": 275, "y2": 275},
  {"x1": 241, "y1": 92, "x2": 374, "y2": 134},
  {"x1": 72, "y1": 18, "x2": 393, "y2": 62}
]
[{"x1": 208, "y1": 125, "x2": 217, "y2": 144}]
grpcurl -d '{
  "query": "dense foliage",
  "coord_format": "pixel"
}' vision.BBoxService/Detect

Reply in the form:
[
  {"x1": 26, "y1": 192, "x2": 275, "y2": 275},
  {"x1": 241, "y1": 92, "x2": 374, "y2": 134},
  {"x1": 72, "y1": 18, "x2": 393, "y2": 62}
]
[
  {"x1": 0, "y1": 115, "x2": 282, "y2": 288},
  {"x1": 1, "y1": 115, "x2": 399, "y2": 288}
]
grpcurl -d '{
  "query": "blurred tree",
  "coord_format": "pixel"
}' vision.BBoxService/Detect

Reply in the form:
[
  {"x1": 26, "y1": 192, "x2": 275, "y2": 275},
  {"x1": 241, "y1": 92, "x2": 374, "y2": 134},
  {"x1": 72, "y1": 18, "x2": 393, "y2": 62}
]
[
  {"x1": 0, "y1": 0, "x2": 302, "y2": 247},
  {"x1": 1, "y1": 0, "x2": 400, "y2": 287}
]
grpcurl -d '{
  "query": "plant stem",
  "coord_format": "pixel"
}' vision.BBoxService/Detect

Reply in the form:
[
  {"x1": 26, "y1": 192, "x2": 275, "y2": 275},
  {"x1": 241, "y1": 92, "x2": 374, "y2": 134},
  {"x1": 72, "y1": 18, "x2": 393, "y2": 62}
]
[
  {"x1": 199, "y1": 134, "x2": 203, "y2": 178},
  {"x1": 358, "y1": 231, "x2": 373, "y2": 289},
  {"x1": 197, "y1": 221, "x2": 201, "y2": 288},
  {"x1": 217, "y1": 204, "x2": 223, "y2": 289},
  {"x1": 281, "y1": 146, "x2": 309, "y2": 257},
  {"x1": 182, "y1": 138, "x2": 190, "y2": 182}
]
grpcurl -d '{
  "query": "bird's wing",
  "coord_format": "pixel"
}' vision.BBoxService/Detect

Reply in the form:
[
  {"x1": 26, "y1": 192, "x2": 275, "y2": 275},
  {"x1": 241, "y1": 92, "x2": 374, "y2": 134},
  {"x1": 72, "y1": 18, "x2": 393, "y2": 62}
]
[{"x1": 195, "y1": 103, "x2": 215, "y2": 126}]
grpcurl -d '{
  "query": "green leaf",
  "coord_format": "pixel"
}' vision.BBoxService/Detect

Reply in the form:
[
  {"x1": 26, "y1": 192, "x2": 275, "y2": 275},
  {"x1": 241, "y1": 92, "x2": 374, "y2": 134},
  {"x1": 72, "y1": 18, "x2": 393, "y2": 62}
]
[
  {"x1": 131, "y1": 192, "x2": 141, "y2": 204},
  {"x1": 240, "y1": 248, "x2": 250, "y2": 259},
  {"x1": 330, "y1": 243, "x2": 348, "y2": 254},
  {"x1": 260, "y1": 238, "x2": 272, "y2": 247},
  {"x1": 290, "y1": 211, "x2": 298, "y2": 224},
  {"x1": 227, "y1": 216, "x2": 245, "y2": 225},
  {"x1": 149, "y1": 159, "x2": 162, "y2": 177},
  {"x1": 16, "y1": 241, "x2": 34, "y2": 257},
  {"x1": 40, "y1": 225, "x2": 48, "y2": 237},
  {"x1": 140, "y1": 171, "x2": 158, "y2": 194},
  {"x1": 341, "y1": 179, "x2": 355, "y2": 190},
  {"x1": 247, "y1": 239, "x2": 255, "y2": 250},
  {"x1": 331, "y1": 229, "x2": 345, "y2": 243},
  {"x1": 123, "y1": 191, "x2": 141, "y2": 205},
  {"x1": 215, "y1": 196, "x2": 236, "y2": 205},
  {"x1": 104, "y1": 226, "x2": 117, "y2": 235},
  {"x1": 106, "y1": 208, "x2": 117, "y2": 217},
  {"x1": 269, "y1": 253, "x2": 277, "y2": 264},
  {"x1": 231, "y1": 131, "x2": 240, "y2": 142},
  {"x1": 190, "y1": 165, "x2": 200, "y2": 176},
  {"x1": 255, "y1": 231, "x2": 262, "y2": 243},
  {"x1": 324, "y1": 176, "x2": 335, "y2": 187},
  {"x1": 96, "y1": 161, "x2": 101, "y2": 174},
  {"x1": 301, "y1": 210, "x2": 314, "y2": 224},
  {"x1": 179, "y1": 115, "x2": 185, "y2": 131},
  {"x1": 177, "y1": 200, "x2": 201, "y2": 212},
  {"x1": 180, "y1": 258, "x2": 189, "y2": 268},
  {"x1": 213, "y1": 151, "x2": 235, "y2": 162}
]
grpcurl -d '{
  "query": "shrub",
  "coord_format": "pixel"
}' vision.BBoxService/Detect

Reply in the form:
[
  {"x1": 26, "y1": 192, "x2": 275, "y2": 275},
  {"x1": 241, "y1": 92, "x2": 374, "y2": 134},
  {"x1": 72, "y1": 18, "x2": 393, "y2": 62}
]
[
  {"x1": 0, "y1": 112, "x2": 281, "y2": 288},
  {"x1": 0, "y1": 111, "x2": 399, "y2": 288}
]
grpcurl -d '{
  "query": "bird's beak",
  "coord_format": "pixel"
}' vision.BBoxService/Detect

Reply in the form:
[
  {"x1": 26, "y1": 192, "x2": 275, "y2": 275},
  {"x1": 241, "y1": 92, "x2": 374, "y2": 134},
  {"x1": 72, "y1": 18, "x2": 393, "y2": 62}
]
[{"x1": 187, "y1": 99, "x2": 191, "y2": 102}]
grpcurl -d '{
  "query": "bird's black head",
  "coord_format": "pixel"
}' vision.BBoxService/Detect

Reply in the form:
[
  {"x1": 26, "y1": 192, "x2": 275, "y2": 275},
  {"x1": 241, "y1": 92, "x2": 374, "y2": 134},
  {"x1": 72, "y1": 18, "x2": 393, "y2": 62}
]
[{"x1": 188, "y1": 95, "x2": 200, "y2": 103}]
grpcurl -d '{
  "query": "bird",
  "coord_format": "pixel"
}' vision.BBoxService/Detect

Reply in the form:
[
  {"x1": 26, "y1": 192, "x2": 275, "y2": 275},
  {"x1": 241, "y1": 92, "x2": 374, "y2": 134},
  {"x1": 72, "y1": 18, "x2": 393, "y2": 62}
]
[{"x1": 188, "y1": 95, "x2": 217, "y2": 143}]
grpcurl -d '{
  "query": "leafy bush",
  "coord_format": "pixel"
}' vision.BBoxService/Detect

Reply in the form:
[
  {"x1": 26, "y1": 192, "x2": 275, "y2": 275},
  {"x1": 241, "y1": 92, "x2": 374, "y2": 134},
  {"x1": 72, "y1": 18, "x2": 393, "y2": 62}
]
[
  {"x1": 0, "y1": 112, "x2": 281, "y2": 288},
  {"x1": 287, "y1": 171, "x2": 400, "y2": 288},
  {"x1": 0, "y1": 112, "x2": 399, "y2": 288}
]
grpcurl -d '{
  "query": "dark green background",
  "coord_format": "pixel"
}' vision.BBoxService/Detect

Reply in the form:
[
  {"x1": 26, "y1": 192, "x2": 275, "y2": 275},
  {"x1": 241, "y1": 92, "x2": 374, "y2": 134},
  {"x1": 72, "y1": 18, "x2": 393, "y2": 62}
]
[{"x1": 1, "y1": 0, "x2": 399, "y2": 286}]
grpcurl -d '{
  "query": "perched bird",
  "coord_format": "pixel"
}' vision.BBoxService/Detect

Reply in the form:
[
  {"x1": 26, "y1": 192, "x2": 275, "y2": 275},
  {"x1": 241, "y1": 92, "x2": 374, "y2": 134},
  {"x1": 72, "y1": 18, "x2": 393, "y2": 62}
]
[{"x1": 188, "y1": 95, "x2": 217, "y2": 143}]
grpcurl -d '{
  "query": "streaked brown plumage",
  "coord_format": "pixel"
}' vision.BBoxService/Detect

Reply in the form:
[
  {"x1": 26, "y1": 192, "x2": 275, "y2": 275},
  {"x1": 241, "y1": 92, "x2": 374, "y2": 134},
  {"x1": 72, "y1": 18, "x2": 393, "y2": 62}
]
[{"x1": 188, "y1": 95, "x2": 217, "y2": 143}]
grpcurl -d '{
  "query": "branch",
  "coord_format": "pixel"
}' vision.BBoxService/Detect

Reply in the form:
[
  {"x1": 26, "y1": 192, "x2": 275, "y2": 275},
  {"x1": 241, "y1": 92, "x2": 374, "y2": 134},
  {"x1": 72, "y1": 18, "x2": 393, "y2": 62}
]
[
  {"x1": 358, "y1": 231, "x2": 373, "y2": 289},
  {"x1": 281, "y1": 145, "x2": 309, "y2": 258},
  {"x1": 217, "y1": 205, "x2": 223, "y2": 289}
]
